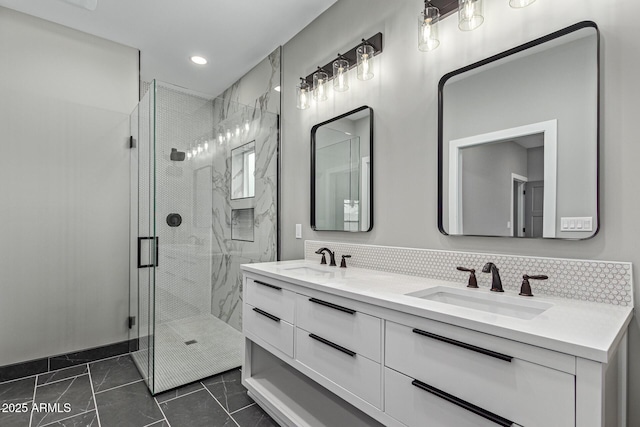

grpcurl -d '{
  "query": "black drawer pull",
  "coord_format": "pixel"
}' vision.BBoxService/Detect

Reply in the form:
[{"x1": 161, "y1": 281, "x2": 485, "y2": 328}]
[
  {"x1": 309, "y1": 333, "x2": 356, "y2": 357},
  {"x1": 252, "y1": 307, "x2": 280, "y2": 322},
  {"x1": 412, "y1": 328, "x2": 512, "y2": 362},
  {"x1": 411, "y1": 379, "x2": 515, "y2": 427},
  {"x1": 254, "y1": 280, "x2": 282, "y2": 291},
  {"x1": 309, "y1": 298, "x2": 356, "y2": 315}
]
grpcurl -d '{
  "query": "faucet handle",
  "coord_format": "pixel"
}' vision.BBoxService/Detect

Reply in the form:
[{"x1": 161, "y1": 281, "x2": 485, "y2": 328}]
[
  {"x1": 456, "y1": 267, "x2": 478, "y2": 288},
  {"x1": 340, "y1": 255, "x2": 352, "y2": 268},
  {"x1": 519, "y1": 274, "x2": 548, "y2": 297}
]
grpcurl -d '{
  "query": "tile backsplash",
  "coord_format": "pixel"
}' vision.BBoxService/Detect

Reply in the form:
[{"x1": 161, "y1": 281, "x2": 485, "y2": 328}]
[{"x1": 305, "y1": 241, "x2": 633, "y2": 306}]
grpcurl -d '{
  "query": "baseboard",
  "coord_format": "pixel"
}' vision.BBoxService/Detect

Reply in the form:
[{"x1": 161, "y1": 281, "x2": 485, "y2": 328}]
[{"x1": 0, "y1": 338, "x2": 139, "y2": 383}]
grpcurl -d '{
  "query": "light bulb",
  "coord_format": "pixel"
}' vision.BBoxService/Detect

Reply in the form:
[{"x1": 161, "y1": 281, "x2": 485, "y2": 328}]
[
  {"x1": 317, "y1": 79, "x2": 325, "y2": 98},
  {"x1": 338, "y1": 70, "x2": 345, "y2": 88},
  {"x1": 197, "y1": 144, "x2": 202, "y2": 154},
  {"x1": 187, "y1": 151, "x2": 192, "y2": 160},
  {"x1": 357, "y1": 44, "x2": 375, "y2": 80},
  {"x1": 235, "y1": 125, "x2": 240, "y2": 137},
  {"x1": 313, "y1": 69, "x2": 329, "y2": 101},
  {"x1": 226, "y1": 129, "x2": 231, "y2": 140},
  {"x1": 204, "y1": 141, "x2": 209, "y2": 150},
  {"x1": 296, "y1": 78, "x2": 311, "y2": 109},
  {"x1": 244, "y1": 120, "x2": 250, "y2": 132},
  {"x1": 333, "y1": 58, "x2": 349, "y2": 92},
  {"x1": 300, "y1": 89, "x2": 308, "y2": 107},
  {"x1": 362, "y1": 55, "x2": 369, "y2": 75}
]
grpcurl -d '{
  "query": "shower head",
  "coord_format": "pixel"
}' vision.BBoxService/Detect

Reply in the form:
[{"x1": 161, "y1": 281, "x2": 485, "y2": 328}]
[{"x1": 170, "y1": 148, "x2": 186, "y2": 161}]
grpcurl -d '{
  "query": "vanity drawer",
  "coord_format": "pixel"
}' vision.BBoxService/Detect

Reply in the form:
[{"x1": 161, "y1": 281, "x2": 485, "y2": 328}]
[
  {"x1": 385, "y1": 367, "x2": 508, "y2": 427},
  {"x1": 244, "y1": 303, "x2": 294, "y2": 357},
  {"x1": 385, "y1": 321, "x2": 575, "y2": 426},
  {"x1": 295, "y1": 327, "x2": 381, "y2": 409},
  {"x1": 245, "y1": 277, "x2": 295, "y2": 324},
  {"x1": 296, "y1": 293, "x2": 382, "y2": 362}
]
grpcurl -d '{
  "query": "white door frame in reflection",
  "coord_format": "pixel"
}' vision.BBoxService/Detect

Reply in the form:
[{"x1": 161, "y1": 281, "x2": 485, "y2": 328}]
[{"x1": 448, "y1": 119, "x2": 557, "y2": 237}]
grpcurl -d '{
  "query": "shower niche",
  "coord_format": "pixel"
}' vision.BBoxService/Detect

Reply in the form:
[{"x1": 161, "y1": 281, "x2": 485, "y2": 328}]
[{"x1": 129, "y1": 80, "x2": 279, "y2": 394}]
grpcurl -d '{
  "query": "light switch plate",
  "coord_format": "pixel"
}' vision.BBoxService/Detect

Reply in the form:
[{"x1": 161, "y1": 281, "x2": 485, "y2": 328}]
[
  {"x1": 295, "y1": 224, "x2": 302, "y2": 239},
  {"x1": 561, "y1": 217, "x2": 593, "y2": 232}
]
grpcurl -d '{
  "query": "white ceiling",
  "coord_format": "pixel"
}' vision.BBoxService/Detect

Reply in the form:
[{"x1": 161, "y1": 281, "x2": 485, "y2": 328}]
[{"x1": 0, "y1": 0, "x2": 337, "y2": 96}]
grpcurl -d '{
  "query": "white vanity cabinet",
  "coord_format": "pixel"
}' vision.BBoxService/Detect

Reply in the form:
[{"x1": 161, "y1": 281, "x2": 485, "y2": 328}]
[
  {"x1": 241, "y1": 268, "x2": 629, "y2": 427},
  {"x1": 385, "y1": 320, "x2": 575, "y2": 426}
]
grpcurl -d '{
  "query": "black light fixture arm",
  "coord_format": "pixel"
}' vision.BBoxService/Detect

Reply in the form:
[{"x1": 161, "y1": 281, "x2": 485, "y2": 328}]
[{"x1": 303, "y1": 32, "x2": 383, "y2": 86}]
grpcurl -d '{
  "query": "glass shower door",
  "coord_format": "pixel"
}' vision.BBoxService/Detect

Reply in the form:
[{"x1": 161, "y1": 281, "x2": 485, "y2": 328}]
[{"x1": 130, "y1": 81, "x2": 157, "y2": 393}]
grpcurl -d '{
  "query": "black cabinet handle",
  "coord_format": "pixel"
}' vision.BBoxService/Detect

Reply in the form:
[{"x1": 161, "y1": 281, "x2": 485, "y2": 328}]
[
  {"x1": 309, "y1": 333, "x2": 356, "y2": 357},
  {"x1": 411, "y1": 379, "x2": 515, "y2": 427},
  {"x1": 254, "y1": 280, "x2": 282, "y2": 291},
  {"x1": 252, "y1": 307, "x2": 280, "y2": 322},
  {"x1": 412, "y1": 328, "x2": 512, "y2": 362},
  {"x1": 309, "y1": 298, "x2": 356, "y2": 315}
]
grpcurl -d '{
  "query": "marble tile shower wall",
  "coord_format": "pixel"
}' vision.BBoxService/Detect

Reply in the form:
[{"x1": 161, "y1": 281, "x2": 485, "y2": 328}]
[
  {"x1": 209, "y1": 49, "x2": 280, "y2": 331},
  {"x1": 305, "y1": 241, "x2": 633, "y2": 306}
]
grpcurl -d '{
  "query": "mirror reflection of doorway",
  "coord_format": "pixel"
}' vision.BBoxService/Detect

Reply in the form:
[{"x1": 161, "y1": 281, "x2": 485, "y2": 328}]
[
  {"x1": 512, "y1": 174, "x2": 527, "y2": 237},
  {"x1": 525, "y1": 181, "x2": 545, "y2": 237}
]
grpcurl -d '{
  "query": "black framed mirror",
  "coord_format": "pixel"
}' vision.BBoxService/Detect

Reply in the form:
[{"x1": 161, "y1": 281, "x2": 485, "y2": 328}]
[
  {"x1": 438, "y1": 21, "x2": 599, "y2": 239},
  {"x1": 311, "y1": 106, "x2": 373, "y2": 232}
]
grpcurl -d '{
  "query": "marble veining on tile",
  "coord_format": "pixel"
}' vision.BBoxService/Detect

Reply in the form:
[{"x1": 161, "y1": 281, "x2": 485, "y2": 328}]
[
  {"x1": 202, "y1": 369, "x2": 253, "y2": 414},
  {"x1": 305, "y1": 240, "x2": 633, "y2": 306},
  {"x1": 89, "y1": 355, "x2": 142, "y2": 393},
  {"x1": 37, "y1": 365, "x2": 88, "y2": 387},
  {"x1": 32, "y1": 375, "x2": 94, "y2": 426}
]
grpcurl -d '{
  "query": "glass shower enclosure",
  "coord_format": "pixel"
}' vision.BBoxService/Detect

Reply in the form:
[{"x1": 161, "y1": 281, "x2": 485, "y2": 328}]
[{"x1": 129, "y1": 80, "x2": 279, "y2": 394}]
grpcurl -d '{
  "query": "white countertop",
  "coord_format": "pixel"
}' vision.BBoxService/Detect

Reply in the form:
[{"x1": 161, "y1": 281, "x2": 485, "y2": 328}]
[{"x1": 241, "y1": 259, "x2": 633, "y2": 363}]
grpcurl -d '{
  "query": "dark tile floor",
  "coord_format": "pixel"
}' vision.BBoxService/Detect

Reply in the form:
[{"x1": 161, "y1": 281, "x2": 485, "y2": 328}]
[{"x1": 0, "y1": 354, "x2": 278, "y2": 427}]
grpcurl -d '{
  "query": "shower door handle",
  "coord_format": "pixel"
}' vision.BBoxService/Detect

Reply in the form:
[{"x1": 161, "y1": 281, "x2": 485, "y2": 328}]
[{"x1": 137, "y1": 237, "x2": 159, "y2": 268}]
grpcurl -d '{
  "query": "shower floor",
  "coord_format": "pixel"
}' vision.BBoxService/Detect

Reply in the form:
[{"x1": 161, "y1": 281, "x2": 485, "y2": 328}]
[{"x1": 131, "y1": 314, "x2": 243, "y2": 393}]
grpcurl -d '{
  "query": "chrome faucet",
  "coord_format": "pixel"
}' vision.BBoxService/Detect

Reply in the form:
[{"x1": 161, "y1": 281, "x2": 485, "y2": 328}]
[
  {"x1": 482, "y1": 262, "x2": 504, "y2": 292},
  {"x1": 315, "y1": 247, "x2": 337, "y2": 266}
]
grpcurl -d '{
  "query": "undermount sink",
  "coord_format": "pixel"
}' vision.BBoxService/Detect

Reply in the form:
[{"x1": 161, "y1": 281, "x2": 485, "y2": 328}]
[
  {"x1": 283, "y1": 266, "x2": 334, "y2": 277},
  {"x1": 407, "y1": 286, "x2": 552, "y2": 320}
]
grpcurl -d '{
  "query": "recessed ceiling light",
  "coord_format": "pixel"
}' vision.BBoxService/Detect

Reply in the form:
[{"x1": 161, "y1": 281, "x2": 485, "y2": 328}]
[
  {"x1": 190, "y1": 56, "x2": 207, "y2": 65},
  {"x1": 274, "y1": 85, "x2": 281, "y2": 92}
]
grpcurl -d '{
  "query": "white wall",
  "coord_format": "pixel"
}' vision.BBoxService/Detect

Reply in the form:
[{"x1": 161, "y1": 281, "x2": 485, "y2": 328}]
[
  {"x1": 280, "y1": 0, "x2": 640, "y2": 422},
  {"x1": 0, "y1": 7, "x2": 138, "y2": 365}
]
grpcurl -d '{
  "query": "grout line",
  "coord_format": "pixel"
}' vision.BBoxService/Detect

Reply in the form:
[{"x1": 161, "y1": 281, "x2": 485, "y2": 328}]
[
  {"x1": 28, "y1": 377, "x2": 37, "y2": 427},
  {"x1": 229, "y1": 402, "x2": 256, "y2": 415},
  {"x1": 0, "y1": 374, "x2": 39, "y2": 386},
  {"x1": 153, "y1": 396, "x2": 172, "y2": 427},
  {"x1": 156, "y1": 387, "x2": 205, "y2": 404},
  {"x1": 94, "y1": 379, "x2": 144, "y2": 395},
  {"x1": 36, "y1": 373, "x2": 89, "y2": 388},
  {"x1": 202, "y1": 385, "x2": 240, "y2": 427},
  {"x1": 86, "y1": 364, "x2": 102, "y2": 427},
  {"x1": 142, "y1": 418, "x2": 167, "y2": 427},
  {"x1": 39, "y1": 409, "x2": 95, "y2": 427}
]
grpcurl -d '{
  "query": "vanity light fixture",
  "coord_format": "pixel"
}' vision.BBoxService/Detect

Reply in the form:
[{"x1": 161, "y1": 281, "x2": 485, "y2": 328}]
[
  {"x1": 356, "y1": 40, "x2": 375, "y2": 81},
  {"x1": 509, "y1": 0, "x2": 535, "y2": 7},
  {"x1": 333, "y1": 55, "x2": 350, "y2": 92},
  {"x1": 419, "y1": 1, "x2": 440, "y2": 52},
  {"x1": 296, "y1": 77, "x2": 311, "y2": 110},
  {"x1": 458, "y1": 0, "x2": 484, "y2": 31},
  {"x1": 296, "y1": 33, "x2": 382, "y2": 110},
  {"x1": 313, "y1": 67, "x2": 329, "y2": 101}
]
